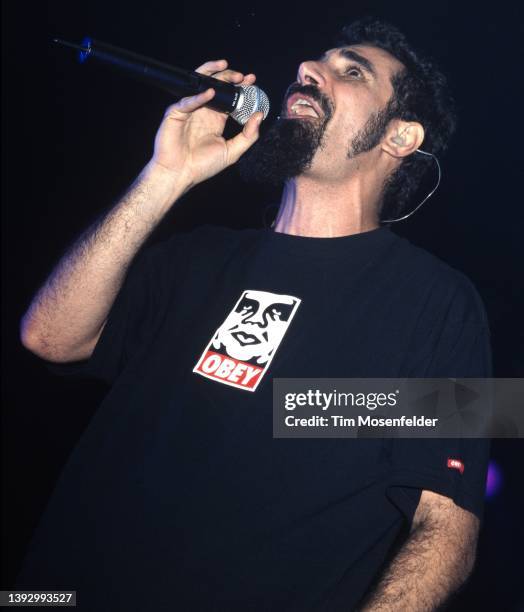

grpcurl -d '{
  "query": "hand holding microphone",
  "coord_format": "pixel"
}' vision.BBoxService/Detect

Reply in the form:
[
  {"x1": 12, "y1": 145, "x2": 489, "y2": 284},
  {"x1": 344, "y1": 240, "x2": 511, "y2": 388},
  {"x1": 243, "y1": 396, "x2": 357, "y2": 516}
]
[
  {"x1": 150, "y1": 58, "x2": 265, "y2": 192},
  {"x1": 22, "y1": 41, "x2": 269, "y2": 366},
  {"x1": 55, "y1": 38, "x2": 270, "y2": 193}
]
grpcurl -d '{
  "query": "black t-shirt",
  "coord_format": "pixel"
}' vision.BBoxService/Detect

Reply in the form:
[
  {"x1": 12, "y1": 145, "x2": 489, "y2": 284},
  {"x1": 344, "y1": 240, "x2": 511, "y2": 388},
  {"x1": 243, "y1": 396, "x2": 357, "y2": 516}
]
[{"x1": 17, "y1": 225, "x2": 492, "y2": 611}]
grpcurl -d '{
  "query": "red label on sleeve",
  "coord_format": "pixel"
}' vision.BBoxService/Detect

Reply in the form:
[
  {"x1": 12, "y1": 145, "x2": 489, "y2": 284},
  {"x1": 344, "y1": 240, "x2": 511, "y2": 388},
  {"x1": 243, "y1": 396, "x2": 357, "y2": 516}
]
[{"x1": 447, "y1": 458, "x2": 465, "y2": 474}]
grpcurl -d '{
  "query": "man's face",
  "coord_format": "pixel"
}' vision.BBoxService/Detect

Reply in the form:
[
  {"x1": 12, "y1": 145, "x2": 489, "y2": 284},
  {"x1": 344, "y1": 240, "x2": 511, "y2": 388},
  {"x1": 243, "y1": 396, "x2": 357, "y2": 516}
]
[
  {"x1": 238, "y1": 44, "x2": 405, "y2": 185},
  {"x1": 212, "y1": 290, "x2": 299, "y2": 364}
]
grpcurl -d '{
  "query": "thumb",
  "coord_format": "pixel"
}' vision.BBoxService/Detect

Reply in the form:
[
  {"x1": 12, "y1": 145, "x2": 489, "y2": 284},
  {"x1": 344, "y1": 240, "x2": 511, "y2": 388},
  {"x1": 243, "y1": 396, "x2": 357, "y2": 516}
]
[{"x1": 225, "y1": 112, "x2": 264, "y2": 166}]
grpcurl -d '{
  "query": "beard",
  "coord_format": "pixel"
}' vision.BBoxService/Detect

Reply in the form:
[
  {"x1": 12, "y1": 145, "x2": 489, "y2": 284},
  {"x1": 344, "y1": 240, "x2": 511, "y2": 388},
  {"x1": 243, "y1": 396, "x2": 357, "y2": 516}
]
[
  {"x1": 348, "y1": 96, "x2": 399, "y2": 157},
  {"x1": 237, "y1": 84, "x2": 332, "y2": 186},
  {"x1": 238, "y1": 84, "x2": 399, "y2": 186}
]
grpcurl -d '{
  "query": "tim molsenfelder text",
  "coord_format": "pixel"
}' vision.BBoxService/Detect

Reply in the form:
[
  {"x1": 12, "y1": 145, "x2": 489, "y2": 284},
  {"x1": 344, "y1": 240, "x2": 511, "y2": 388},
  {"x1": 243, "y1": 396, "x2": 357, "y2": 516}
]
[
  {"x1": 283, "y1": 390, "x2": 438, "y2": 428},
  {"x1": 284, "y1": 415, "x2": 439, "y2": 428}
]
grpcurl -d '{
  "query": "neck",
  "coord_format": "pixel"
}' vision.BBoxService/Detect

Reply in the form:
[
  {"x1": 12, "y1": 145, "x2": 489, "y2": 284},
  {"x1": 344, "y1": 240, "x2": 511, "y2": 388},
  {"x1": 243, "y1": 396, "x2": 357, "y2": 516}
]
[{"x1": 272, "y1": 173, "x2": 381, "y2": 238}]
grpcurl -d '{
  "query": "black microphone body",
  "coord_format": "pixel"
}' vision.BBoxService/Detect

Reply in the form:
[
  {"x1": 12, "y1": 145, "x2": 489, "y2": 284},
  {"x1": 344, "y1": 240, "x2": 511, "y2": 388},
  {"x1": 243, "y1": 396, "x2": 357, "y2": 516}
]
[{"x1": 55, "y1": 38, "x2": 270, "y2": 125}]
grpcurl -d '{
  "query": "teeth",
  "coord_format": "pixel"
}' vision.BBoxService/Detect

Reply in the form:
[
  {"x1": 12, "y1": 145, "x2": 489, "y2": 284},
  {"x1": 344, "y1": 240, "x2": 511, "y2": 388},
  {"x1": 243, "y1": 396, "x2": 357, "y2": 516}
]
[
  {"x1": 290, "y1": 97, "x2": 319, "y2": 117},
  {"x1": 292, "y1": 99, "x2": 312, "y2": 110}
]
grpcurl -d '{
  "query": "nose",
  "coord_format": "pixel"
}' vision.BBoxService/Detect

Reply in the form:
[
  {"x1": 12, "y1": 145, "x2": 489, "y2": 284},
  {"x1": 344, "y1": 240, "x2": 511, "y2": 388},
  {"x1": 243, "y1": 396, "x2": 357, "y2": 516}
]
[
  {"x1": 297, "y1": 60, "x2": 327, "y2": 88},
  {"x1": 245, "y1": 310, "x2": 268, "y2": 328}
]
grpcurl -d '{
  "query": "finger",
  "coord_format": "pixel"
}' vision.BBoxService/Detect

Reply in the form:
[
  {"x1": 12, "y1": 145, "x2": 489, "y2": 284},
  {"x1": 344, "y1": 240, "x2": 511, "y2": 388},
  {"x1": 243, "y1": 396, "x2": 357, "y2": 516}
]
[
  {"x1": 240, "y1": 73, "x2": 256, "y2": 87},
  {"x1": 211, "y1": 69, "x2": 245, "y2": 84},
  {"x1": 225, "y1": 112, "x2": 264, "y2": 165},
  {"x1": 195, "y1": 59, "x2": 228, "y2": 76},
  {"x1": 165, "y1": 88, "x2": 215, "y2": 117}
]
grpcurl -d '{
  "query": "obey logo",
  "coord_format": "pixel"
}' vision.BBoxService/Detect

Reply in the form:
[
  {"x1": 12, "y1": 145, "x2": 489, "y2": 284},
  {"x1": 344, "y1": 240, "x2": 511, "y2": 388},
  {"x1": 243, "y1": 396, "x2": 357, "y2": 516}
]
[
  {"x1": 196, "y1": 351, "x2": 263, "y2": 390},
  {"x1": 447, "y1": 458, "x2": 465, "y2": 474},
  {"x1": 193, "y1": 289, "x2": 301, "y2": 392}
]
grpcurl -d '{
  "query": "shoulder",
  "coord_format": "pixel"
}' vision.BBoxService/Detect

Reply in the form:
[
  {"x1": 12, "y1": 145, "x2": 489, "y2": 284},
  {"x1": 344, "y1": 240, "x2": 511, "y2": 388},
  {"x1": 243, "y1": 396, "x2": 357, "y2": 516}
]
[
  {"x1": 388, "y1": 232, "x2": 489, "y2": 329},
  {"x1": 161, "y1": 224, "x2": 262, "y2": 252},
  {"x1": 141, "y1": 224, "x2": 263, "y2": 264}
]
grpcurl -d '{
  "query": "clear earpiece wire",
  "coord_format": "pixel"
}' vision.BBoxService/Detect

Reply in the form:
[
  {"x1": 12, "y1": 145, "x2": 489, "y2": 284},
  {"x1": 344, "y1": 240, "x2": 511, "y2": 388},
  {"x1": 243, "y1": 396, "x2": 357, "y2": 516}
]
[{"x1": 381, "y1": 149, "x2": 441, "y2": 223}]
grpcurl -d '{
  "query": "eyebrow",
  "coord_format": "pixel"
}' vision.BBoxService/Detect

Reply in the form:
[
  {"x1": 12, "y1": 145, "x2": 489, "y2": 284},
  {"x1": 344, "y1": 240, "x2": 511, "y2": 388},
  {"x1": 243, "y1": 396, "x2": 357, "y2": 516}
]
[{"x1": 320, "y1": 48, "x2": 377, "y2": 78}]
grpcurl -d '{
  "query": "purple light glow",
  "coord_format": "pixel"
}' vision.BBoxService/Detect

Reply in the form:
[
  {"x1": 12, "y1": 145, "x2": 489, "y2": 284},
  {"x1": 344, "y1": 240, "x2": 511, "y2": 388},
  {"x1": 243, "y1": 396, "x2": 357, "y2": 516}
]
[
  {"x1": 485, "y1": 460, "x2": 503, "y2": 498},
  {"x1": 79, "y1": 37, "x2": 92, "y2": 64}
]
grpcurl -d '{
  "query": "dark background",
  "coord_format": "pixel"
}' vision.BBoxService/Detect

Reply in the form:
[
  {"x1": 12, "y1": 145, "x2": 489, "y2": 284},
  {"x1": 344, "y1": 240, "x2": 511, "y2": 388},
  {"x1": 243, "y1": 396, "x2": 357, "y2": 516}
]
[{"x1": 2, "y1": 0, "x2": 523, "y2": 609}]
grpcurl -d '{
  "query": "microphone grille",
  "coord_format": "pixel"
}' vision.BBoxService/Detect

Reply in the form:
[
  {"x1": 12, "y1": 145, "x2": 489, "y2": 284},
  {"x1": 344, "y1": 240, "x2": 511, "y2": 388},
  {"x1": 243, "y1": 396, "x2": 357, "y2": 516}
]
[{"x1": 230, "y1": 85, "x2": 270, "y2": 125}]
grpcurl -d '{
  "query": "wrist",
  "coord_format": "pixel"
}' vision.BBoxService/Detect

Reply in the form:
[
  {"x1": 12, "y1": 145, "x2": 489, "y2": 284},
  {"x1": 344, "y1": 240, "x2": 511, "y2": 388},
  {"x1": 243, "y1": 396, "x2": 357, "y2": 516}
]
[{"x1": 140, "y1": 160, "x2": 193, "y2": 207}]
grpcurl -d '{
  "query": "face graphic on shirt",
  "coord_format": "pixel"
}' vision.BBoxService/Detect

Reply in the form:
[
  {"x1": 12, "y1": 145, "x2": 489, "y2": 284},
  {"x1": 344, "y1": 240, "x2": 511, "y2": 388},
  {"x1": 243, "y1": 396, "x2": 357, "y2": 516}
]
[
  {"x1": 212, "y1": 290, "x2": 299, "y2": 364},
  {"x1": 194, "y1": 289, "x2": 301, "y2": 392}
]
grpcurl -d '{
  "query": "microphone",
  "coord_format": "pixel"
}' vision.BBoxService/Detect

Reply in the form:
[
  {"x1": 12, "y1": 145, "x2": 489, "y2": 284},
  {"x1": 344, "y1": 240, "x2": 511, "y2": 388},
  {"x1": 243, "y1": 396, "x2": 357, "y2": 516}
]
[{"x1": 54, "y1": 38, "x2": 270, "y2": 126}]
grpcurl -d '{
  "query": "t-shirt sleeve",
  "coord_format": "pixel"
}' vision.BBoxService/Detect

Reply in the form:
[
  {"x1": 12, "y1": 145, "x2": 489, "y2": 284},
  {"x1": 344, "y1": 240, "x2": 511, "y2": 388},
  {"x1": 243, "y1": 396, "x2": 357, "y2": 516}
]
[
  {"x1": 387, "y1": 272, "x2": 492, "y2": 522},
  {"x1": 46, "y1": 232, "x2": 190, "y2": 385}
]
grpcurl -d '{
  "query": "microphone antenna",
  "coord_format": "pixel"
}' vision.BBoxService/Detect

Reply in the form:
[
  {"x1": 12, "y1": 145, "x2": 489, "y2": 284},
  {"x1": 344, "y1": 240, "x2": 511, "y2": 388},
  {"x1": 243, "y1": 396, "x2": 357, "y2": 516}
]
[
  {"x1": 53, "y1": 37, "x2": 270, "y2": 125},
  {"x1": 54, "y1": 39, "x2": 90, "y2": 53}
]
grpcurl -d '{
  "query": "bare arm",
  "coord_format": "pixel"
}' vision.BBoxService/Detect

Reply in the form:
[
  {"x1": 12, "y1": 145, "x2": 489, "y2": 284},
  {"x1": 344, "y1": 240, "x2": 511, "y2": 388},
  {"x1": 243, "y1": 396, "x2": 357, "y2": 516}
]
[
  {"x1": 20, "y1": 164, "x2": 187, "y2": 362},
  {"x1": 21, "y1": 60, "x2": 263, "y2": 363},
  {"x1": 359, "y1": 490, "x2": 479, "y2": 611}
]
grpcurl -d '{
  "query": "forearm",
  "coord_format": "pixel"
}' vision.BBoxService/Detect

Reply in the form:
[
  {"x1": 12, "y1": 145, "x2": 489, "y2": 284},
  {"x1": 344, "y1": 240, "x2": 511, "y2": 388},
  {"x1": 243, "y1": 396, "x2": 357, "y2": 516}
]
[
  {"x1": 21, "y1": 58, "x2": 262, "y2": 363},
  {"x1": 21, "y1": 162, "x2": 188, "y2": 362},
  {"x1": 359, "y1": 495, "x2": 478, "y2": 611},
  {"x1": 359, "y1": 528, "x2": 469, "y2": 611}
]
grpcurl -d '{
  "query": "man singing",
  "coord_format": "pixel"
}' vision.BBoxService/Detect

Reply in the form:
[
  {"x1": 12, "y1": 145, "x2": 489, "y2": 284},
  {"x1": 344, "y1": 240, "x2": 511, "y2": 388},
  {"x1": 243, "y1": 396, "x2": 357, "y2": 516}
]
[{"x1": 18, "y1": 18, "x2": 491, "y2": 611}]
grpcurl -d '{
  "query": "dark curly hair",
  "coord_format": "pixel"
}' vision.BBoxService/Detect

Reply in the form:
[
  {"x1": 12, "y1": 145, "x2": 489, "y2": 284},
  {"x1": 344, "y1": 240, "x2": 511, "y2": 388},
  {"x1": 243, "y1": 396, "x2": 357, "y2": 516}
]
[{"x1": 336, "y1": 18, "x2": 457, "y2": 220}]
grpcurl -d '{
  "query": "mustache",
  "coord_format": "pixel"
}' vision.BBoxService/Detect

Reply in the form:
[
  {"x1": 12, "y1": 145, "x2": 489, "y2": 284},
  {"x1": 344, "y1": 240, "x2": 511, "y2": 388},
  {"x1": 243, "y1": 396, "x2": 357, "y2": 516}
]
[{"x1": 281, "y1": 82, "x2": 334, "y2": 119}]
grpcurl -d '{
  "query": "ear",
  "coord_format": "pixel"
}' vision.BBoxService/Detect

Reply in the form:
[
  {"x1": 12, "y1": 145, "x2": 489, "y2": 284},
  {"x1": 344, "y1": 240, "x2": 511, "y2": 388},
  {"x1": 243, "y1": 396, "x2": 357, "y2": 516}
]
[{"x1": 382, "y1": 120, "x2": 425, "y2": 158}]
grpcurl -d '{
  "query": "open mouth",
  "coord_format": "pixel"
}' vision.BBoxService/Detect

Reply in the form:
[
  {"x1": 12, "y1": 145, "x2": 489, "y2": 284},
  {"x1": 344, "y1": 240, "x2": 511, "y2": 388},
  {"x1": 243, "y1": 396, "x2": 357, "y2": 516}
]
[
  {"x1": 231, "y1": 332, "x2": 261, "y2": 346},
  {"x1": 285, "y1": 92, "x2": 323, "y2": 119}
]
